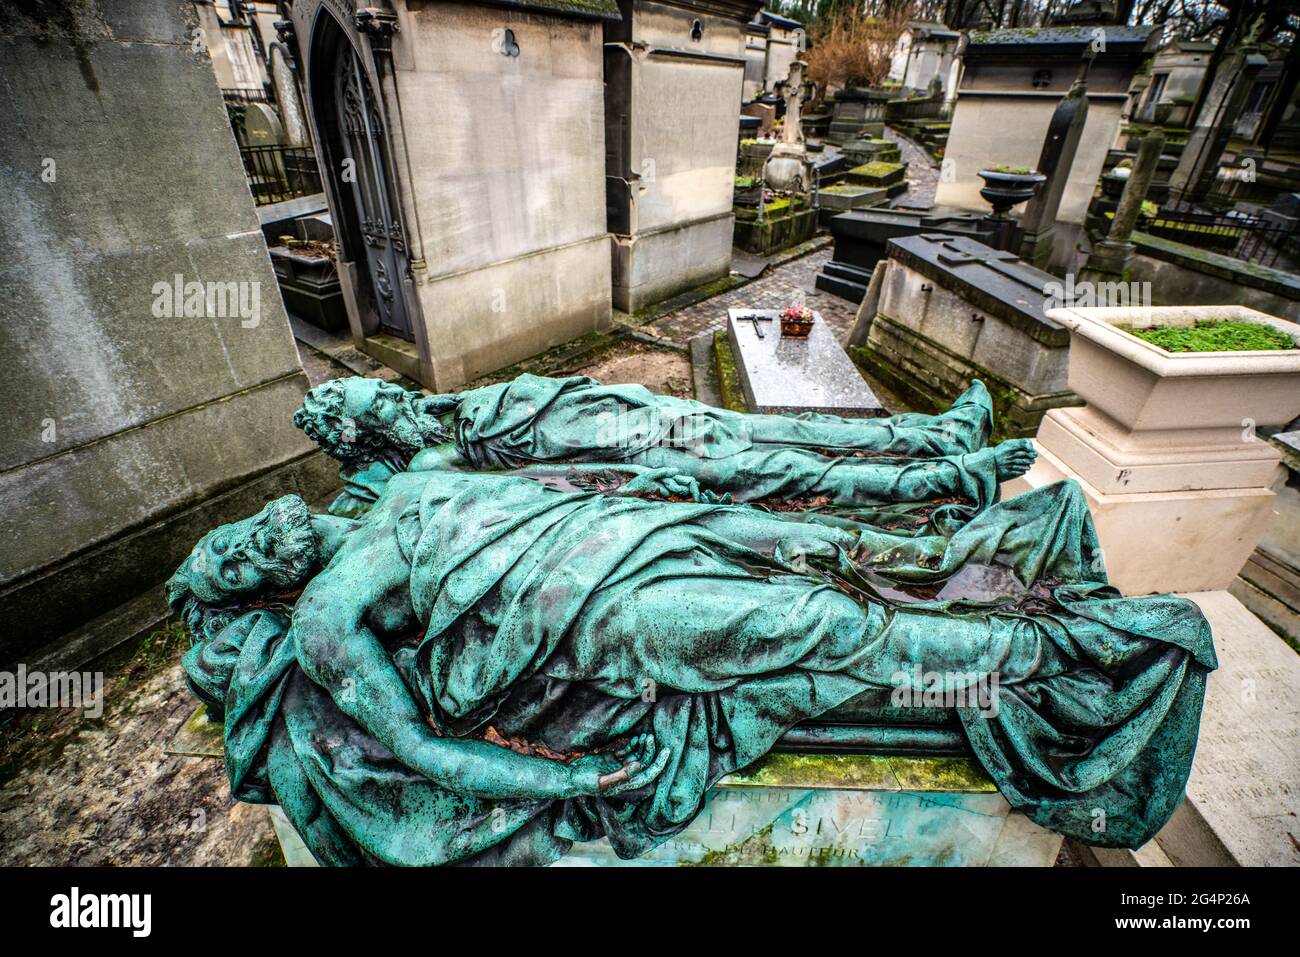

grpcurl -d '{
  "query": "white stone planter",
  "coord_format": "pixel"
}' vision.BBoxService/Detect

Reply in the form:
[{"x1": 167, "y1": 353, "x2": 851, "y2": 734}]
[
  {"x1": 1049, "y1": 305, "x2": 1300, "y2": 435},
  {"x1": 1006, "y1": 304, "x2": 1299, "y2": 595}
]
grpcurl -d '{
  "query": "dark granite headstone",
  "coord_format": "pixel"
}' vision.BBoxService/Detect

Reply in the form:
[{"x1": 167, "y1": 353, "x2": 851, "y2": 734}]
[
  {"x1": 727, "y1": 309, "x2": 885, "y2": 417},
  {"x1": 814, "y1": 208, "x2": 997, "y2": 302}
]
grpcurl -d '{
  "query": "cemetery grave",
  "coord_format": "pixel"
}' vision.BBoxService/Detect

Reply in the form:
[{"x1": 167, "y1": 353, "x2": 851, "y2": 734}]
[{"x1": 2, "y1": 0, "x2": 1298, "y2": 893}]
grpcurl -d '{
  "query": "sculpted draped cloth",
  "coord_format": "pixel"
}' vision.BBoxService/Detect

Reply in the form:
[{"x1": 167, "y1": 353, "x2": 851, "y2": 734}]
[
  {"x1": 185, "y1": 471, "x2": 1215, "y2": 866},
  {"x1": 332, "y1": 374, "x2": 1000, "y2": 517}
]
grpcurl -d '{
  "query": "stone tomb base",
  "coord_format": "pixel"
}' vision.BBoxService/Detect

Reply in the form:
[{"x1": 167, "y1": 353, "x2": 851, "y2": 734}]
[
  {"x1": 1005, "y1": 406, "x2": 1281, "y2": 595},
  {"x1": 557, "y1": 754, "x2": 1061, "y2": 867},
  {"x1": 851, "y1": 235, "x2": 1079, "y2": 437},
  {"x1": 727, "y1": 309, "x2": 884, "y2": 417},
  {"x1": 258, "y1": 753, "x2": 1063, "y2": 867}
]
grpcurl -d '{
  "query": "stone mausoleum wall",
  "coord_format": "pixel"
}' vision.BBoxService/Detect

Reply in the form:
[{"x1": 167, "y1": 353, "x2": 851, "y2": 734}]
[
  {"x1": 0, "y1": 0, "x2": 332, "y2": 665},
  {"x1": 605, "y1": 0, "x2": 760, "y2": 313},
  {"x1": 388, "y1": 1, "x2": 614, "y2": 388},
  {"x1": 936, "y1": 27, "x2": 1157, "y2": 253}
]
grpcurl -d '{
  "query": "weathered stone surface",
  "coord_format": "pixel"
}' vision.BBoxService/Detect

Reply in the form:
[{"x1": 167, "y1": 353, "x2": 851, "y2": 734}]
[
  {"x1": 605, "y1": 1, "x2": 756, "y2": 311},
  {"x1": 0, "y1": 2, "x2": 318, "y2": 659},
  {"x1": 814, "y1": 208, "x2": 995, "y2": 303},
  {"x1": 855, "y1": 235, "x2": 1076, "y2": 436},
  {"x1": 1160, "y1": 591, "x2": 1300, "y2": 866},
  {"x1": 727, "y1": 308, "x2": 884, "y2": 416},
  {"x1": 818, "y1": 184, "x2": 888, "y2": 212},
  {"x1": 936, "y1": 27, "x2": 1157, "y2": 232},
  {"x1": 264, "y1": 750, "x2": 1063, "y2": 867}
]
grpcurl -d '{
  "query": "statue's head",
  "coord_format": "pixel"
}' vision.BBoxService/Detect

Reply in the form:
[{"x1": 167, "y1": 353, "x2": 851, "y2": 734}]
[
  {"x1": 293, "y1": 377, "x2": 446, "y2": 465},
  {"x1": 166, "y1": 495, "x2": 319, "y2": 623}
]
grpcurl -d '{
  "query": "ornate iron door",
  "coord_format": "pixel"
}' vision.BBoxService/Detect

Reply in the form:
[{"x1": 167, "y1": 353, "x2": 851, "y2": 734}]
[{"x1": 334, "y1": 48, "x2": 413, "y2": 341}]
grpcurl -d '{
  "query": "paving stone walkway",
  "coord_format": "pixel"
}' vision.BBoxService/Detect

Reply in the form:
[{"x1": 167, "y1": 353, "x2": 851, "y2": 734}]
[
  {"x1": 885, "y1": 127, "x2": 939, "y2": 209},
  {"x1": 646, "y1": 247, "x2": 860, "y2": 345}
]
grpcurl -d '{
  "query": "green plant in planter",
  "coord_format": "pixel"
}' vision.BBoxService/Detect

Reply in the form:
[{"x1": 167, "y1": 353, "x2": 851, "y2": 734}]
[
  {"x1": 1118, "y1": 320, "x2": 1297, "y2": 353},
  {"x1": 989, "y1": 164, "x2": 1031, "y2": 175},
  {"x1": 734, "y1": 175, "x2": 756, "y2": 189}
]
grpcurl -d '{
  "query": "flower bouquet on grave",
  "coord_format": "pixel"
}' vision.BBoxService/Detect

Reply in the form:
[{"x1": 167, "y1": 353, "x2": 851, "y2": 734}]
[{"x1": 780, "y1": 304, "x2": 815, "y2": 338}]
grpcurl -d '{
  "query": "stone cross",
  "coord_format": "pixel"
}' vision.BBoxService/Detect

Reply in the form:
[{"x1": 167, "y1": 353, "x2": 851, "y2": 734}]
[
  {"x1": 781, "y1": 60, "x2": 805, "y2": 146},
  {"x1": 1082, "y1": 128, "x2": 1164, "y2": 280}
]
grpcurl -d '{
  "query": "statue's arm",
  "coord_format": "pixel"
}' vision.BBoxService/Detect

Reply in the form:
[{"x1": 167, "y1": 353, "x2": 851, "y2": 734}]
[{"x1": 291, "y1": 587, "x2": 663, "y2": 801}]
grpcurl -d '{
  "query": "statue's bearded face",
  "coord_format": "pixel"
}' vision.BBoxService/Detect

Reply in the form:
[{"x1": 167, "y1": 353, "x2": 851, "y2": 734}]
[
  {"x1": 171, "y1": 495, "x2": 318, "y2": 606},
  {"x1": 294, "y1": 377, "x2": 435, "y2": 464},
  {"x1": 341, "y1": 379, "x2": 426, "y2": 454}
]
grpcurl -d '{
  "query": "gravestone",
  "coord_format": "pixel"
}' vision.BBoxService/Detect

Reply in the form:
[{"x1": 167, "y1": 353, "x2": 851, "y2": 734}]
[
  {"x1": 814, "y1": 208, "x2": 996, "y2": 303},
  {"x1": 846, "y1": 161, "x2": 907, "y2": 198},
  {"x1": 854, "y1": 234, "x2": 1077, "y2": 435},
  {"x1": 742, "y1": 101, "x2": 776, "y2": 134},
  {"x1": 827, "y1": 88, "x2": 887, "y2": 145},
  {"x1": 269, "y1": 45, "x2": 309, "y2": 147},
  {"x1": 726, "y1": 309, "x2": 884, "y2": 417},
  {"x1": 841, "y1": 137, "x2": 901, "y2": 166},
  {"x1": 243, "y1": 102, "x2": 285, "y2": 147},
  {"x1": 818, "y1": 184, "x2": 888, "y2": 216}
]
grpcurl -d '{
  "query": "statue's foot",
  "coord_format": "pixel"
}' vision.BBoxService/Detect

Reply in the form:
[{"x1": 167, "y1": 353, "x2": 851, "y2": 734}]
[{"x1": 991, "y1": 439, "x2": 1037, "y2": 481}]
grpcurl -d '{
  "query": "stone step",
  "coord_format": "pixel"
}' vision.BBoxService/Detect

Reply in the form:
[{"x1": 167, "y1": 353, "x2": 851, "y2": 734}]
[
  {"x1": 1086, "y1": 591, "x2": 1300, "y2": 867},
  {"x1": 814, "y1": 272, "x2": 868, "y2": 303}
]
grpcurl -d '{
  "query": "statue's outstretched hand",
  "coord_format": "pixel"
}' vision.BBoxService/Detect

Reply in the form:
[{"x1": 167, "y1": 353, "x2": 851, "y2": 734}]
[
  {"x1": 567, "y1": 733, "x2": 671, "y2": 798},
  {"x1": 618, "y1": 468, "x2": 730, "y2": 504}
]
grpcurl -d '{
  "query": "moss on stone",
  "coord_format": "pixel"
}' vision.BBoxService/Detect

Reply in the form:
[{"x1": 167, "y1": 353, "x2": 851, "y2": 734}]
[
  {"x1": 887, "y1": 756, "x2": 995, "y2": 792},
  {"x1": 247, "y1": 835, "x2": 287, "y2": 867},
  {"x1": 712, "y1": 332, "x2": 748, "y2": 413},
  {"x1": 852, "y1": 161, "x2": 904, "y2": 178},
  {"x1": 725, "y1": 752, "x2": 898, "y2": 790},
  {"x1": 1119, "y1": 320, "x2": 1296, "y2": 353}
]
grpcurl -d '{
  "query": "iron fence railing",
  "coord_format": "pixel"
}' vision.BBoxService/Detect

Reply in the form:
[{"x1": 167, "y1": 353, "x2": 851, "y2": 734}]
[
  {"x1": 221, "y1": 86, "x2": 273, "y2": 105},
  {"x1": 237, "y1": 145, "x2": 323, "y2": 206},
  {"x1": 1156, "y1": 186, "x2": 1298, "y2": 271}
]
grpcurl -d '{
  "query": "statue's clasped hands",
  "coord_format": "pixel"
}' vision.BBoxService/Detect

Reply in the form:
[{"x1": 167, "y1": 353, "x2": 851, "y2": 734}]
[
  {"x1": 568, "y1": 733, "x2": 671, "y2": 797},
  {"x1": 618, "y1": 468, "x2": 732, "y2": 505}
]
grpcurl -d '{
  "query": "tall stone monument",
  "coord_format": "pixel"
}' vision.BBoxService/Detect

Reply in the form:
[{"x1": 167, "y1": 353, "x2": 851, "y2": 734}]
[
  {"x1": 764, "y1": 59, "x2": 812, "y2": 192},
  {"x1": 936, "y1": 25, "x2": 1158, "y2": 265},
  {"x1": 605, "y1": 0, "x2": 764, "y2": 313},
  {"x1": 1168, "y1": 48, "x2": 1268, "y2": 203},
  {"x1": 1081, "y1": 128, "x2": 1164, "y2": 280},
  {"x1": 1017, "y1": 54, "x2": 1091, "y2": 271}
]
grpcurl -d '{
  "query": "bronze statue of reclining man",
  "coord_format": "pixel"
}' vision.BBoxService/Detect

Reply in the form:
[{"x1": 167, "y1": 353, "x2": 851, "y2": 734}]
[
  {"x1": 291, "y1": 374, "x2": 1037, "y2": 521},
  {"x1": 170, "y1": 416, "x2": 1214, "y2": 866}
]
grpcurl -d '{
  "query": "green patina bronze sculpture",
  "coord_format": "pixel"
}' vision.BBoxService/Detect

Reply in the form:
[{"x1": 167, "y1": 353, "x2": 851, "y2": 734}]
[{"x1": 170, "y1": 374, "x2": 1215, "y2": 866}]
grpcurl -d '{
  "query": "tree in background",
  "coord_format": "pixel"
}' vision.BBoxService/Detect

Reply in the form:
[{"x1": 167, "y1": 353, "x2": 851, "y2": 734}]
[{"x1": 806, "y1": 6, "x2": 915, "y2": 91}]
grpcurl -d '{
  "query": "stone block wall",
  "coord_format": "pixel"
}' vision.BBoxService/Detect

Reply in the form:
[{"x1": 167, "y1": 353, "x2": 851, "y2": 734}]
[{"x1": 0, "y1": 0, "x2": 331, "y2": 663}]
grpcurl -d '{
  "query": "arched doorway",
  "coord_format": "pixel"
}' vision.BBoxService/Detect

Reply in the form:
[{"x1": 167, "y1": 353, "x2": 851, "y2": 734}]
[{"x1": 307, "y1": 11, "x2": 414, "y2": 342}]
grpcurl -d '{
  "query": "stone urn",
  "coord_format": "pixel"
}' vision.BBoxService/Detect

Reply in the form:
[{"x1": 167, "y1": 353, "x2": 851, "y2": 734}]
[
  {"x1": 1009, "y1": 304, "x2": 1300, "y2": 594},
  {"x1": 976, "y1": 168, "x2": 1046, "y2": 219},
  {"x1": 764, "y1": 143, "x2": 810, "y2": 192}
]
